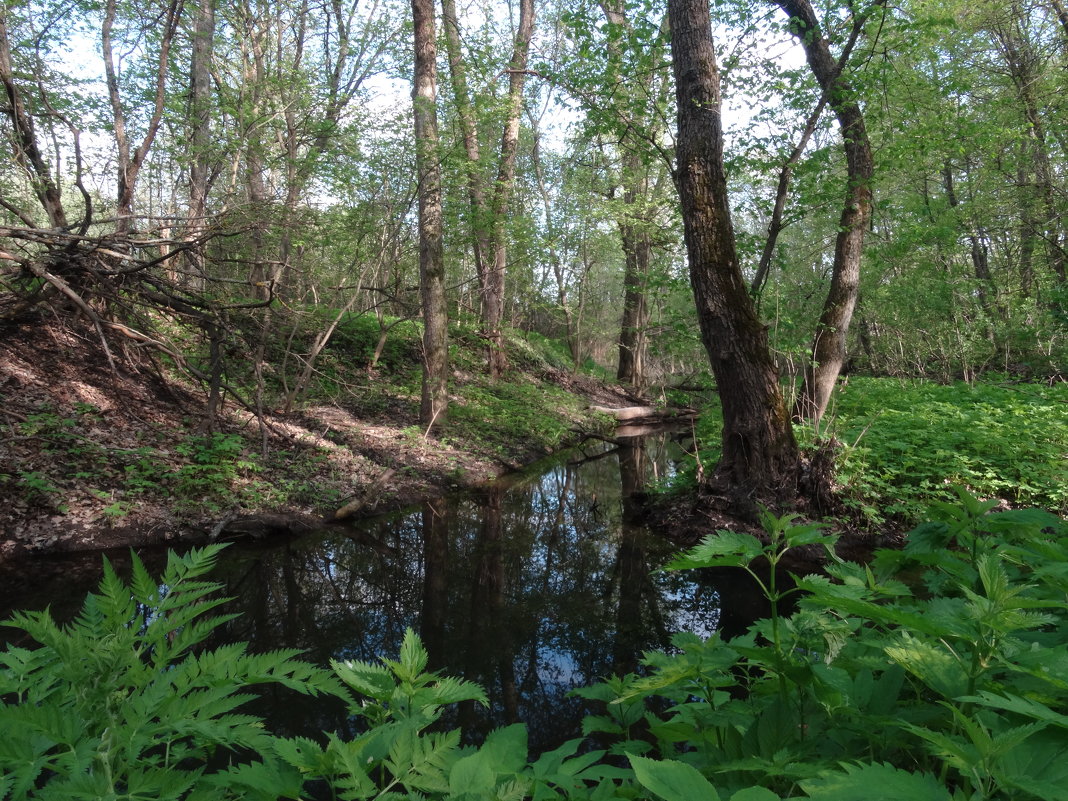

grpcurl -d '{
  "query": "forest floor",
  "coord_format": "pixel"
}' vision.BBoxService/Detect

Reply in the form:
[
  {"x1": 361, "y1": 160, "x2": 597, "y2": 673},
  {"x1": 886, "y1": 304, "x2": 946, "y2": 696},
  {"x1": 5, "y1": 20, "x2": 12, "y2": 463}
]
[{"x1": 0, "y1": 315, "x2": 648, "y2": 560}]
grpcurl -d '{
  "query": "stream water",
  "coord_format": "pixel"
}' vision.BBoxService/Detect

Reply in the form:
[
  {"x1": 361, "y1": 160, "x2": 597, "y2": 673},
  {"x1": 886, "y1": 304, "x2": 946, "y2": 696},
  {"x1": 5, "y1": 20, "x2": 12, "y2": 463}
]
[{"x1": 0, "y1": 428, "x2": 773, "y2": 752}]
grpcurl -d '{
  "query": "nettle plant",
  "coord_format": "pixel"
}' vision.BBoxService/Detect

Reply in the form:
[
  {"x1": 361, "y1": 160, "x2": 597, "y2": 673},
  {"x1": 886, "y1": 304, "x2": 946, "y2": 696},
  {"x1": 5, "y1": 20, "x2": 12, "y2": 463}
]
[
  {"x1": 585, "y1": 489, "x2": 1068, "y2": 800},
  {"x1": 1, "y1": 492, "x2": 1066, "y2": 800}
]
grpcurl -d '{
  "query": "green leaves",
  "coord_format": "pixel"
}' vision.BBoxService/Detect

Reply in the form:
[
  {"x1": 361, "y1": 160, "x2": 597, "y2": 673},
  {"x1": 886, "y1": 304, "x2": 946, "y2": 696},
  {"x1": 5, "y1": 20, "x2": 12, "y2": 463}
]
[
  {"x1": 0, "y1": 544, "x2": 347, "y2": 799},
  {"x1": 799, "y1": 763, "x2": 951, "y2": 800},
  {"x1": 628, "y1": 755, "x2": 721, "y2": 801},
  {"x1": 332, "y1": 627, "x2": 487, "y2": 728},
  {"x1": 3, "y1": 495, "x2": 1068, "y2": 800},
  {"x1": 664, "y1": 529, "x2": 765, "y2": 570}
]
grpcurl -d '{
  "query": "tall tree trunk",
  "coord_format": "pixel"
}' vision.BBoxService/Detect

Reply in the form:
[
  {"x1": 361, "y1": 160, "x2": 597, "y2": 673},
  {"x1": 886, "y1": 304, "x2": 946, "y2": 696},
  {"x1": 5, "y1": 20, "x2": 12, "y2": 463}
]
[
  {"x1": 943, "y1": 164, "x2": 993, "y2": 308},
  {"x1": 484, "y1": 0, "x2": 534, "y2": 378},
  {"x1": 774, "y1": 0, "x2": 876, "y2": 426},
  {"x1": 441, "y1": 0, "x2": 533, "y2": 378},
  {"x1": 668, "y1": 0, "x2": 799, "y2": 514},
  {"x1": 412, "y1": 0, "x2": 448, "y2": 428},
  {"x1": 441, "y1": 0, "x2": 492, "y2": 291},
  {"x1": 529, "y1": 124, "x2": 581, "y2": 365},
  {"x1": 186, "y1": 0, "x2": 215, "y2": 285},
  {"x1": 616, "y1": 167, "x2": 651, "y2": 387},
  {"x1": 599, "y1": 1, "x2": 664, "y2": 389},
  {"x1": 993, "y1": 15, "x2": 1066, "y2": 284}
]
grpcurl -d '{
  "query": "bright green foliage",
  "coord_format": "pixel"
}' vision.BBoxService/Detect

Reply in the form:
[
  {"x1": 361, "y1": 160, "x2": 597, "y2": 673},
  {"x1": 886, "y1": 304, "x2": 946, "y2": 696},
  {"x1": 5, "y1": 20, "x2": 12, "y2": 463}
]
[
  {"x1": 825, "y1": 378, "x2": 1068, "y2": 521},
  {"x1": 3, "y1": 497, "x2": 1067, "y2": 799},
  {"x1": 448, "y1": 380, "x2": 595, "y2": 459},
  {"x1": 614, "y1": 489, "x2": 1068, "y2": 799},
  {"x1": 678, "y1": 377, "x2": 1067, "y2": 524},
  {"x1": 0, "y1": 545, "x2": 345, "y2": 799}
]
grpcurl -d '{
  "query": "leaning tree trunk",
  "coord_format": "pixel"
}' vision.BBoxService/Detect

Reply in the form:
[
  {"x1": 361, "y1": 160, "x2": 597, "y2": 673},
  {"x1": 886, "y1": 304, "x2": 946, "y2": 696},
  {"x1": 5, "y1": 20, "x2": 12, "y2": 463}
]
[
  {"x1": 668, "y1": 0, "x2": 799, "y2": 514},
  {"x1": 774, "y1": 0, "x2": 876, "y2": 427},
  {"x1": 412, "y1": 0, "x2": 448, "y2": 428},
  {"x1": 484, "y1": 0, "x2": 534, "y2": 379},
  {"x1": 0, "y1": 12, "x2": 68, "y2": 229}
]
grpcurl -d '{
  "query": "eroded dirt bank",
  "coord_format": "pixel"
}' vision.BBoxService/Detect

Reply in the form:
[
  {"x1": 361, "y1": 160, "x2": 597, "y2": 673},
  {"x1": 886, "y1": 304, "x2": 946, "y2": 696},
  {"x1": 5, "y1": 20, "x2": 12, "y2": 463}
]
[{"x1": 1, "y1": 316, "x2": 649, "y2": 560}]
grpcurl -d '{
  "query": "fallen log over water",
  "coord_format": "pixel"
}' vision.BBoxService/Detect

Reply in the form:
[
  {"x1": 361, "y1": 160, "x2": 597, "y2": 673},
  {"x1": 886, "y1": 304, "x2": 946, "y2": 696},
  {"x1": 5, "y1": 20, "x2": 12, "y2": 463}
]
[{"x1": 589, "y1": 405, "x2": 698, "y2": 423}]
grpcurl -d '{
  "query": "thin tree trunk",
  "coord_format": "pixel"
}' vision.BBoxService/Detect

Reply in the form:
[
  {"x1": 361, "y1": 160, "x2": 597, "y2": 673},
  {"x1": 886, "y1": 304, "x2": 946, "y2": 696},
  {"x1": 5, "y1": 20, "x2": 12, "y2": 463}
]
[
  {"x1": 484, "y1": 0, "x2": 534, "y2": 378},
  {"x1": 1047, "y1": 0, "x2": 1068, "y2": 47},
  {"x1": 616, "y1": 168, "x2": 651, "y2": 387},
  {"x1": 751, "y1": 95, "x2": 827, "y2": 299},
  {"x1": 529, "y1": 124, "x2": 580, "y2": 365},
  {"x1": 775, "y1": 0, "x2": 877, "y2": 426},
  {"x1": 994, "y1": 11, "x2": 1066, "y2": 283},
  {"x1": 668, "y1": 0, "x2": 799, "y2": 514},
  {"x1": 102, "y1": 0, "x2": 184, "y2": 234},
  {"x1": 441, "y1": 0, "x2": 533, "y2": 378},
  {"x1": 186, "y1": 0, "x2": 214, "y2": 286},
  {"x1": 441, "y1": 0, "x2": 492, "y2": 282},
  {"x1": 412, "y1": 0, "x2": 448, "y2": 428},
  {"x1": 943, "y1": 164, "x2": 993, "y2": 307},
  {"x1": 599, "y1": 1, "x2": 663, "y2": 389}
]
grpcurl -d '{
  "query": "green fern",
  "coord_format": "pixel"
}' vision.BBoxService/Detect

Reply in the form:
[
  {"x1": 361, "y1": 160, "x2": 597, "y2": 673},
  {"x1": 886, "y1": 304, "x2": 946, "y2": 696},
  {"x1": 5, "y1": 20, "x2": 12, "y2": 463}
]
[{"x1": 0, "y1": 545, "x2": 344, "y2": 800}]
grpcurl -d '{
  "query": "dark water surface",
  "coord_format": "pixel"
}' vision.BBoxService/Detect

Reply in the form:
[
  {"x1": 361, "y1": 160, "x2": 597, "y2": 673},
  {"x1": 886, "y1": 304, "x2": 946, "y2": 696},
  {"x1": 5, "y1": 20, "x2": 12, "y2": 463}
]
[{"x1": 0, "y1": 430, "x2": 771, "y2": 752}]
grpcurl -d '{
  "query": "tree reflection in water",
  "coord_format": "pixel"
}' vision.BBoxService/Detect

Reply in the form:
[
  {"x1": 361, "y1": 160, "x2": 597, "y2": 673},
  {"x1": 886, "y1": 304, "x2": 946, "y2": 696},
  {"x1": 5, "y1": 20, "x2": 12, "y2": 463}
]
[{"x1": 0, "y1": 431, "x2": 775, "y2": 754}]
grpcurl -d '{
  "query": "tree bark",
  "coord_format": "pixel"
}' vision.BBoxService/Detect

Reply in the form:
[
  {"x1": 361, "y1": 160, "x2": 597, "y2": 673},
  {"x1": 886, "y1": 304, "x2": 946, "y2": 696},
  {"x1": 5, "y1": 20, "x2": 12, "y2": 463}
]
[
  {"x1": 484, "y1": 0, "x2": 534, "y2": 378},
  {"x1": 616, "y1": 153, "x2": 652, "y2": 387},
  {"x1": 774, "y1": 0, "x2": 876, "y2": 426},
  {"x1": 102, "y1": 0, "x2": 184, "y2": 234},
  {"x1": 992, "y1": 14, "x2": 1066, "y2": 284},
  {"x1": 0, "y1": 11, "x2": 68, "y2": 229},
  {"x1": 599, "y1": 1, "x2": 665, "y2": 389},
  {"x1": 943, "y1": 164, "x2": 993, "y2": 308},
  {"x1": 412, "y1": 0, "x2": 448, "y2": 428},
  {"x1": 185, "y1": 0, "x2": 215, "y2": 284},
  {"x1": 441, "y1": 0, "x2": 533, "y2": 379},
  {"x1": 668, "y1": 0, "x2": 799, "y2": 513}
]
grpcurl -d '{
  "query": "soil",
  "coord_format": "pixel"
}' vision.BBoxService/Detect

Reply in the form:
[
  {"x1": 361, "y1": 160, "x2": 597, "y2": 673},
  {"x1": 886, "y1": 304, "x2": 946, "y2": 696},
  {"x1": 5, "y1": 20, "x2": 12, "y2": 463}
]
[{"x1": 0, "y1": 315, "x2": 648, "y2": 560}]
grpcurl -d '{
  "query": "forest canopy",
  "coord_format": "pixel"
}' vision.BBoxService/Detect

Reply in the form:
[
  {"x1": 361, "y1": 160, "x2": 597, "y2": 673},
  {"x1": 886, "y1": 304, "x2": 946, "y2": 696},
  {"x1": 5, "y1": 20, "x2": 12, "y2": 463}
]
[{"x1": 1, "y1": 0, "x2": 1065, "y2": 507}]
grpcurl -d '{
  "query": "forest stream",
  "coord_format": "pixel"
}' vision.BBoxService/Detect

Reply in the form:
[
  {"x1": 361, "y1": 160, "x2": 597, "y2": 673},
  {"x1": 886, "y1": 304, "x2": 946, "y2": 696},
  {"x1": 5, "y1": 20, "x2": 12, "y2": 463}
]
[{"x1": 0, "y1": 427, "x2": 774, "y2": 754}]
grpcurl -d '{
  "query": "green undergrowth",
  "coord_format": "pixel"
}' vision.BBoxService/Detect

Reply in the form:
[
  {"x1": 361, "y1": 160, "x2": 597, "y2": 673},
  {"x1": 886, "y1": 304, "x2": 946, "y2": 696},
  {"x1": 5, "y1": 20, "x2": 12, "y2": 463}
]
[
  {"x1": 2, "y1": 491, "x2": 1066, "y2": 799},
  {"x1": 820, "y1": 377, "x2": 1068, "y2": 522},
  {"x1": 3, "y1": 410, "x2": 338, "y2": 519},
  {"x1": 673, "y1": 377, "x2": 1067, "y2": 526}
]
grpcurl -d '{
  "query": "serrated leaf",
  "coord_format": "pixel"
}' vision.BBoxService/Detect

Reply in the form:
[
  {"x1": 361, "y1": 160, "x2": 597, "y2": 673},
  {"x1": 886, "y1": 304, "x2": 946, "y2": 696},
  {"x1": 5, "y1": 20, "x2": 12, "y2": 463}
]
[
  {"x1": 450, "y1": 749, "x2": 497, "y2": 795},
  {"x1": 665, "y1": 531, "x2": 765, "y2": 570},
  {"x1": 799, "y1": 762, "x2": 951, "y2": 800}
]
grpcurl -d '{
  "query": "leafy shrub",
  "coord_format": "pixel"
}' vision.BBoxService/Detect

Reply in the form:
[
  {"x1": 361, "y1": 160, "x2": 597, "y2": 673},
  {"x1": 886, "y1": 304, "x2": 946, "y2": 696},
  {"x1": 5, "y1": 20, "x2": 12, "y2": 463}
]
[
  {"x1": 3, "y1": 495, "x2": 1066, "y2": 799},
  {"x1": 0, "y1": 546, "x2": 343, "y2": 799},
  {"x1": 174, "y1": 433, "x2": 258, "y2": 497}
]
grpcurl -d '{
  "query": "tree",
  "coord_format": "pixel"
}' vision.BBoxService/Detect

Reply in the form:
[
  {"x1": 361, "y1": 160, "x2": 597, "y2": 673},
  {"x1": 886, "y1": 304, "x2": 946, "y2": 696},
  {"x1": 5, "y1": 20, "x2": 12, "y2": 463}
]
[
  {"x1": 102, "y1": 0, "x2": 185, "y2": 234},
  {"x1": 184, "y1": 0, "x2": 214, "y2": 284},
  {"x1": 0, "y1": 4, "x2": 69, "y2": 229},
  {"x1": 441, "y1": 0, "x2": 535, "y2": 378},
  {"x1": 667, "y1": 0, "x2": 799, "y2": 512},
  {"x1": 773, "y1": 0, "x2": 879, "y2": 425},
  {"x1": 412, "y1": 0, "x2": 448, "y2": 428}
]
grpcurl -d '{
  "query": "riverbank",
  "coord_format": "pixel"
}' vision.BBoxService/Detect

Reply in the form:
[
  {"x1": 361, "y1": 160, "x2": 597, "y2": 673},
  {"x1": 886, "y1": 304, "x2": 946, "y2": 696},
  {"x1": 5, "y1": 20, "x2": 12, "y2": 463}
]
[{"x1": 1, "y1": 315, "x2": 651, "y2": 559}]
